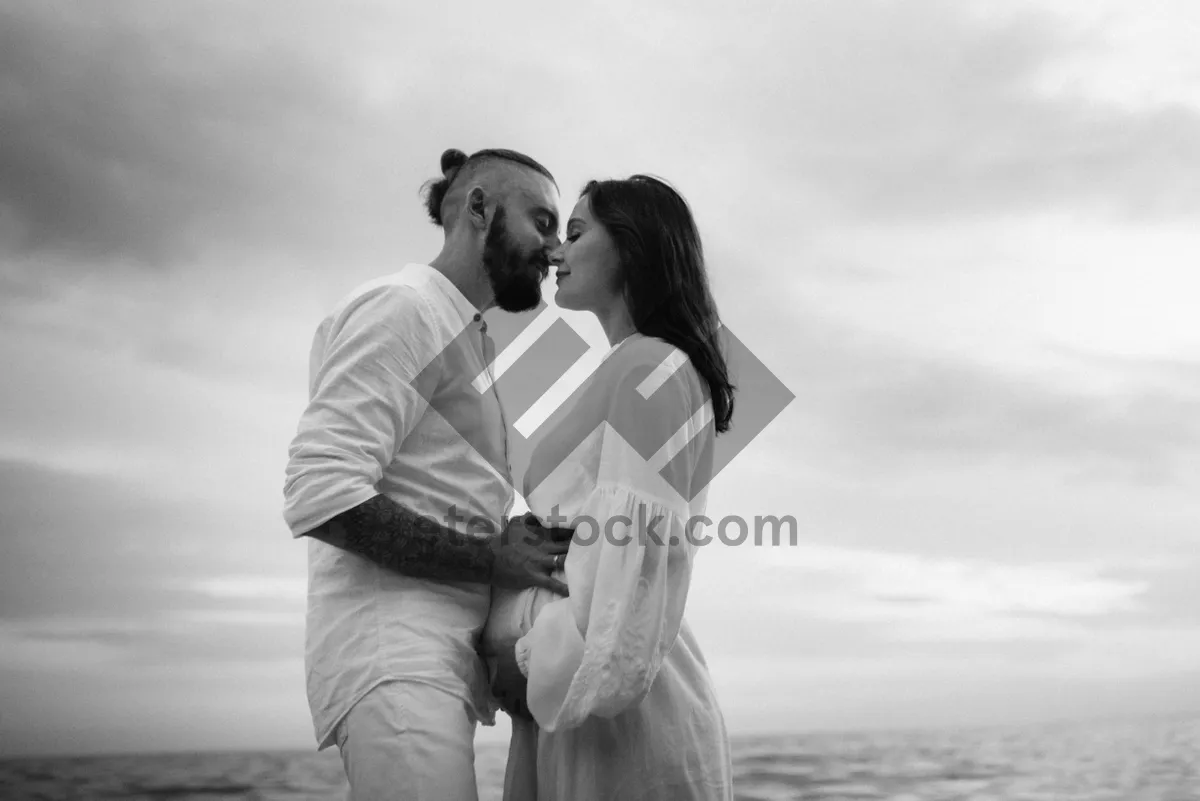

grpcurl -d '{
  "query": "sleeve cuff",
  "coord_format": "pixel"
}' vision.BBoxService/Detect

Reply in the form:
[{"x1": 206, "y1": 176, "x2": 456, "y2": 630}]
[{"x1": 284, "y1": 485, "x2": 381, "y2": 538}]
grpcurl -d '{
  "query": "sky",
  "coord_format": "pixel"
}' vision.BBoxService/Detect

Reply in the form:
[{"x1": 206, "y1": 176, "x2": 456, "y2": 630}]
[{"x1": 1, "y1": 0, "x2": 1199, "y2": 757}]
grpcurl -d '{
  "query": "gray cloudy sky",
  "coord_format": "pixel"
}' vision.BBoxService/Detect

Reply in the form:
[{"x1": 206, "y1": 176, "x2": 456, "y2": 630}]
[{"x1": 2, "y1": 0, "x2": 1199, "y2": 756}]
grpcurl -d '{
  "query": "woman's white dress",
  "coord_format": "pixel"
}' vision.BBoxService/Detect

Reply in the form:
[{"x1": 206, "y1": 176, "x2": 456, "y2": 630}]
[{"x1": 481, "y1": 334, "x2": 733, "y2": 801}]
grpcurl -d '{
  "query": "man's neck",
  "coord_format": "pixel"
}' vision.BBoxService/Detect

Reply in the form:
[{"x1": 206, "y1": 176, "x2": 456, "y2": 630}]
[{"x1": 428, "y1": 250, "x2": 495, "y2": 313}]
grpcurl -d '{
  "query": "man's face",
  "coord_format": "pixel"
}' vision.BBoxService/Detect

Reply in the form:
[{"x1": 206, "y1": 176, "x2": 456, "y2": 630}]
[{"x1": 482, "y1": 174, "x2": 561, "y2": 313}]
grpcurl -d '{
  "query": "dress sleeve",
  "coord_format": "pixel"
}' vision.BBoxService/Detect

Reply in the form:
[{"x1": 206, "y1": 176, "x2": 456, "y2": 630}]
[
  {"x1": 282, "y1": 285, "x2": 441, "y2": 536},
  {"x1": 515, "y1": 354, "x2": 710, "y2": 732}
]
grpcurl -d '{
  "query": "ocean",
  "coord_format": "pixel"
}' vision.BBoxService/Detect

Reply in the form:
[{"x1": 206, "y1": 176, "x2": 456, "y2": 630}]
[{"x1": 2, "y1": 714, "x2": 1197, "y2": 800}]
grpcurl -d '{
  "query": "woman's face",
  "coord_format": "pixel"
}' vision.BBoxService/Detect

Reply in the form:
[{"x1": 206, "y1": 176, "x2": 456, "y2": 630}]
[{"x1": 550, "y1": 195, "x2": 623, "y2": 312}]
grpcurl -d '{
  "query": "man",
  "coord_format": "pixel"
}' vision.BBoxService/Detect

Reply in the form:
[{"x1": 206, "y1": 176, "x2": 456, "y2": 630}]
[{"x1": 283, "y1": 147, "x2": 567, "y2": 799}]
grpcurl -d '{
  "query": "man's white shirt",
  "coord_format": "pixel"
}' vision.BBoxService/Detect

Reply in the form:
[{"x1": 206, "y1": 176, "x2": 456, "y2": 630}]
[{"x1": 283, "y1": 263, "x2": 513, "y2": 748}]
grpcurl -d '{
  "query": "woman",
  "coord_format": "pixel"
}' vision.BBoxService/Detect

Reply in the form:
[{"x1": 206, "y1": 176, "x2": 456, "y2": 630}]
[{"x1": 480, "y1": 175, "x2": 736, "y2": 800}]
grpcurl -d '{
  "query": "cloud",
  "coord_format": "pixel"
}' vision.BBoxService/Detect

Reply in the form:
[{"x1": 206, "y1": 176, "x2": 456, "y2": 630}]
[
  {"x1": 710, "y1": 655, "x2": 1200, "y2": 734},
  {"x1": 0, "y1": 256, "x2": 321, "y2": 395},
  {"x1": 0, "y1": 0, "x2": 619, "y2": 269},
  {"x1": 0, "y1": 607, "x2": 302, "y2": 673},
  {"x1": 692, "y1": 0, "x2": 1200, "y2": 224},
  {"x1": 689, "y1": 541, "x2": 1200, "y2": 710},
  {"x1": 0, "y1": 0, "x2": 563, "y2": 268},
  {"x1": 1050, "y1": 345, "x2": 1200, "y2": 388},
  {"x1": 719, "y1": 297, "x2": 1200, "y2": 487},
  {"x1": 0, "y1": 651, "x2": 313, "y2": 756},
  {"x1": 832, "y1": 345, "x2": 1200, "y2": 482},
  {"x1": 6, "y1": 0, "x2": 1196, "y2": 276},
  {"x1": 0, "y1": 458, "x2": 197, "y2": 619},
  {"x1": 0, "y1": 309, "x2": 308, "y2": 503},
  {"x1": 0, "y1": 456, "x2": 303, "y2": 621},
  {"x1": 0, "y1": 1, "x2": 366, "y2": 263},
  {"x1": 1121, "y1": 560, "x2": 1200, "y2": 627},
  {"x1": 759, "y1": 544, "x2": 1147, "y2": 639},
  {"x1": 188, "y1": 575, "x2": 307, "y2": 602}
]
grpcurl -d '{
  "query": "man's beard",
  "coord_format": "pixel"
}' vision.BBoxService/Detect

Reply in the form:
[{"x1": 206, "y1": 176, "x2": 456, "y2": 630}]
[{"x1": 483, "y1": 206, "x2": 547, "y2": 313}]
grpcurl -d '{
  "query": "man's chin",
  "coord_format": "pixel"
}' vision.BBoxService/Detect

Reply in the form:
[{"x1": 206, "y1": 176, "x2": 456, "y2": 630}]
[
  {"x1": 496, "y1": 294, "x2": 542, "y2": 313},
  {"x1": 495, "y1": 282, "x2": 543, "y2": 313},
  {"x1": 493, "y1": 268, "x2": 546, "y2": 313}
]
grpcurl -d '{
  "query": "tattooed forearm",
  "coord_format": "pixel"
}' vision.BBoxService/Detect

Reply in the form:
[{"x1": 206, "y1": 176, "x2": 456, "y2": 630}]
[{"x1": 304, "y1": 495, "x2": 494, "y2": 584}]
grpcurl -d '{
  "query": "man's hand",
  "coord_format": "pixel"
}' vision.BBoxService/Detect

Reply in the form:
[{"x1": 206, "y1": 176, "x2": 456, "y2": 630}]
[
  {"x1": 304, "y1": 498, "x2": 574, "y2": 591},
  {"x1": 489, "y1": 513, "x2": 572, "y2": 595}
]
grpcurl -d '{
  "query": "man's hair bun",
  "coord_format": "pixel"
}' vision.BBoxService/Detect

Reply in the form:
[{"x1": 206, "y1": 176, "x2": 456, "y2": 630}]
[
  {"x1": 423, "y1": 149, "x2": 469, "y2": 226},
  {"x1": 440, "y1": 148, "x2": 468, "y2": 176}
]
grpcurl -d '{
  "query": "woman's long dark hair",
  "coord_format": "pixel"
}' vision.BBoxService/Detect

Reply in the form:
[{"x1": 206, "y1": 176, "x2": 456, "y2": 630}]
[{"x1": 583, "y1": 175, "x2": 735, "y2": 433}]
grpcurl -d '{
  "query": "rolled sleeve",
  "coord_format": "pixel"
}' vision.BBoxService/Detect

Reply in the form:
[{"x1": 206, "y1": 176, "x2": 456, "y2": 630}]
[{"x1": 283, "y1": 284, "x2": 443, "y2": 536}]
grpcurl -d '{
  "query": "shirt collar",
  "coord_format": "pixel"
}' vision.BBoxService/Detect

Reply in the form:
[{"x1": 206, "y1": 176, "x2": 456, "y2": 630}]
[{"x1": 404, "y1": 263, "x2": 484, "y2": 328}]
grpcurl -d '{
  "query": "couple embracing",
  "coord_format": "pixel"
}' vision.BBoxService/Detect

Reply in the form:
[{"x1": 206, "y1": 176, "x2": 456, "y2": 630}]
[{"x1": 283, "y1": 147, "x2": 736, "y2": 800}]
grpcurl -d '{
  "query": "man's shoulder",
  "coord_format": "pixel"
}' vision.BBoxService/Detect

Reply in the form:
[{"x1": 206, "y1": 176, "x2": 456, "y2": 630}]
[
  {"x1": 333, "y1": 268, "x2": 428, "y2": 315},
  {"x1": 322, "y1": 267, "x2": 438, "y2": 334}
]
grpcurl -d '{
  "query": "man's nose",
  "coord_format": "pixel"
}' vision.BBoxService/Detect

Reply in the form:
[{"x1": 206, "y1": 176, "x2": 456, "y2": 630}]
[{"x1": 548, "y1": 241, "x2": 565, "y2": 265}]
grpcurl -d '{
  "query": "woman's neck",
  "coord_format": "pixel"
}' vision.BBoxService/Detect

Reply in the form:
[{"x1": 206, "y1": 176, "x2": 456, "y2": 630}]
[{"x1": 595, "y1": 298, "x2": 637, "y2": 347}]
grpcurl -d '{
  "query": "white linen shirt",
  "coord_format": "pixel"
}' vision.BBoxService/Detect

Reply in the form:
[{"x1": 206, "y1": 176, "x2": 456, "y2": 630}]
[{"x1": 283, "y1": 263, "x2": 514, "y2": 749}]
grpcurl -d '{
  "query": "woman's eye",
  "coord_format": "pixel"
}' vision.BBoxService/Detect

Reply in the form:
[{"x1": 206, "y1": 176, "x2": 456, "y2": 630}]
[{"x1": 566, "y1": 232, "x2": 580, "y2": 243}]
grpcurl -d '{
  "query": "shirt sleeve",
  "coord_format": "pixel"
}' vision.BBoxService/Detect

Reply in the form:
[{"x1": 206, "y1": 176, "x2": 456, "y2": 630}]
[
  {"x1": 514, "y1": 353, "x2": 710, "y2": 731},
  {"x1": 282, "y1": 284, "x2": 443, "y2": 536}
]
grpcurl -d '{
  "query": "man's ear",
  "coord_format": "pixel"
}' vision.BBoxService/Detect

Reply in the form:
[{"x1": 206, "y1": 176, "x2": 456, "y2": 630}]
[{"x1": 466, "y1": 187, "x2": 489, "y2": 230}]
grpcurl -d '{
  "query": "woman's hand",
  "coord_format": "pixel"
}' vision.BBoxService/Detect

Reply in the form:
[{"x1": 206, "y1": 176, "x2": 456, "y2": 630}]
[{"x1": 490, "y1": 642, "x2": 534, "y2": 722}]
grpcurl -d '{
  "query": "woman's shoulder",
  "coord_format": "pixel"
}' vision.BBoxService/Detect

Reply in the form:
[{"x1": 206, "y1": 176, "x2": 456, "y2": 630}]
[
  {"x1": 613, "y1": 333, "x2": 681, "y2": 367},
  {"x1": 604, "y1": 334, "x2": 703, "y2": 397}
]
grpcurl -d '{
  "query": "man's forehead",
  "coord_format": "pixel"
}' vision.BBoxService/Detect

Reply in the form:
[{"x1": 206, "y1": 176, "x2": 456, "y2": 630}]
[{"x1": 512, "y1": 170, "x2": 559, "y2": 206}]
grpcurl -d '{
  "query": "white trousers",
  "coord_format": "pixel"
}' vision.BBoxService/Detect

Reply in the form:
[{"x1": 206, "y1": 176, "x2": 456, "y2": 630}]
[{"x1": 335, "y1": 680, "x2": 478, "y2": 801}]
